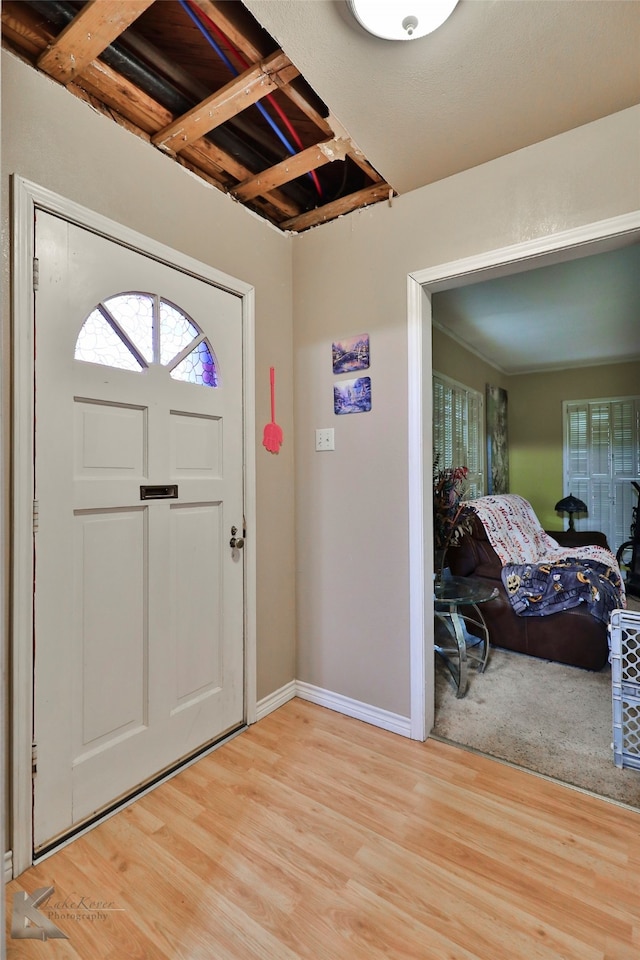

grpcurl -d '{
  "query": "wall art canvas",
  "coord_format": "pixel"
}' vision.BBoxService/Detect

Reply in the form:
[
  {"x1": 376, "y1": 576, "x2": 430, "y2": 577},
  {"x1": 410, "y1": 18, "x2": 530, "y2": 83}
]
[
  {"x1": 334, "y1": 377, "x2": 371, "y2": 415},
  {"x1": 332, "y1": 333, "x2": 370, "y2": 374},
  {"x1": 486, "y1": 384, "x2": 509, "y2": 494}
]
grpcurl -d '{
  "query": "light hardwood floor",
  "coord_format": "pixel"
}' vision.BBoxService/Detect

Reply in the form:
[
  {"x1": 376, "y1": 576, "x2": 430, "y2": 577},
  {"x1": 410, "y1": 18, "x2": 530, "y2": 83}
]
[{"x1": 5, "y1": 698, "x2": 640, "y2": 959}]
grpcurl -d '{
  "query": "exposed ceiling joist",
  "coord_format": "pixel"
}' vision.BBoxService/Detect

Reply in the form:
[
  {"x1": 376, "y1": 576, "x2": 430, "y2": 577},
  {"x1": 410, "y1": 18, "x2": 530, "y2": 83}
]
[
  {"x1": 72, "y1": 46, "x2": 305, "y2": 219},
  {"x1": 282, "y1": 183, "x2": 392, "y2": 233},
  {"x1": 234, "y1": 137, "x2": 350, "y2": 201},
  {"x1": 191, "y1": 0, "x2": 334, "y2": 138},
  {"x1": 37, "y1": 0, "x2": 154, "y2": 84},
  {"x1": 2, "y1": 0, "x2": 394, "y2": 232},
  {"x1": 152, "y1": 49, "x2": 299, "y2": 153}
]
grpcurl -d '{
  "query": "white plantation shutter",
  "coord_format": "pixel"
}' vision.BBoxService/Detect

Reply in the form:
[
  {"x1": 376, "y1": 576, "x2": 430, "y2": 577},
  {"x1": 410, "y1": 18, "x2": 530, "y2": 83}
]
[
  {"x1": 590, "y1": 479, "x2": 612, "y2": 538},
  {"x1": 433, "y1": 378, "x2": 445, "y2": 458},
  {"x1": 433, "y1": 372, "x2": 484, "y2": 498},
  {"x1": 466, "y1": 391, "x2": 483, "y2": 498},
  {"x1": 567, "y1": 405, "x2": 588, "y2": 479},
  {"x1": 613, "y1": 400, "x2": 640, "y2": 547},
  {"x1": 453, "y1": 390, "x2": 465, "y2": 466},
  {"x1": 590, "y1": 404, "x2": 611, "y2": 479},
  {"x1": 443, "y1": 387, "x2": 454, "y2": 465},
  {"x1": 612, "y1": 401, "x2": 636, "y2": 478},
  {"x1": 565, "y1": 397, "x2": 640, "y2": 552}
]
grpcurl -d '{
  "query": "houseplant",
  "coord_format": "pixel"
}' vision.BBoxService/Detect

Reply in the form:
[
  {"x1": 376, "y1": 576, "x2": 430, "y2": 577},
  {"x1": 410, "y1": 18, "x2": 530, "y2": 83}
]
[{"x1": 433, "y1": 456, "x2": 474, "y2": 580}]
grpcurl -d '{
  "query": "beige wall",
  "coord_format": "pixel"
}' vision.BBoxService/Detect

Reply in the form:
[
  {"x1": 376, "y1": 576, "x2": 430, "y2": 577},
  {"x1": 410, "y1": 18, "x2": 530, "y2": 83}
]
[
  {"x1": 1, "y1": 51, "x2": 297, "y2": 721},
  {"x1": 2, "y1": 46, "x2": 640, "y2": 829},
  {"x1": 293, "y1": 105, "x2": 640, "y2": 718}
]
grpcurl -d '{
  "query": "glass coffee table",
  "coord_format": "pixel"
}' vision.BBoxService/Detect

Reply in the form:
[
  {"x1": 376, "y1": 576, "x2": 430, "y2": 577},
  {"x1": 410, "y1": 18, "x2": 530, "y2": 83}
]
[{"x1": 434, "y1": 576, "x2": 498, "y2": 698}]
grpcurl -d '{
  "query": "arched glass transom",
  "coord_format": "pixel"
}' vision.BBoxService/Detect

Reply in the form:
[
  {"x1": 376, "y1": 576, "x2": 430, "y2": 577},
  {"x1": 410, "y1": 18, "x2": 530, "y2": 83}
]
[{"x1": 74, "y1": 292, "x2": 219, "y2": 387}]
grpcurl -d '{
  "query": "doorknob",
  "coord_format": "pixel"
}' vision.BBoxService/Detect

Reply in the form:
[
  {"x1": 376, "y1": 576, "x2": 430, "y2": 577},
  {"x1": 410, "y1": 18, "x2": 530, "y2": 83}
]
[{"x1": 230, "y1": 525, "x2": 245, "y2": 549}]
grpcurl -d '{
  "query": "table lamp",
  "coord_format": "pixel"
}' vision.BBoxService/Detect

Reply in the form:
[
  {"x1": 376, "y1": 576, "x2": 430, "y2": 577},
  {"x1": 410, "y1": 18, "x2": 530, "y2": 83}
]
[{"x1": 554, "y1": 493, "x2": 588, "y2": 531}]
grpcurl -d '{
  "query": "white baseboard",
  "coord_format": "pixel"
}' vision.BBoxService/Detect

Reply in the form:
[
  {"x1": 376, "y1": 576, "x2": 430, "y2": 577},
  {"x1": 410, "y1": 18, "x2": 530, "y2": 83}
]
[
  {"x1": 255, "y1": 680, "x2": 297, "y2": 721},
  {"x1": 255, "y1": 679, "x2": 411, "y2": 737},
  {"x1": 295, "y1": 681, "x2": 412, "y2": 737},
  {"x1": 4, "y1": 849, "x2": 13, "y2": 882}
]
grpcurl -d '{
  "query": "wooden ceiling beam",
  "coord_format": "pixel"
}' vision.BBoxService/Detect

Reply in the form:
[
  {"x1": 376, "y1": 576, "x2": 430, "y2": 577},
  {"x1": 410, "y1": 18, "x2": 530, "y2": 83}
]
[
  {"x1": 2, "y1": 2, "x2": 51, "y2": 58},
  {"x1": 73, "y1": 59, "x2": 174, "y2": 135},
  {"x1": 2, "y1": 0, "x2": 386, "y2": 231},
  {"x1": 281, "y1": 183, "x2": 393, "y2": 233},
  {"x1": 37, "y1": 0, "x2": 154, "y2": 85},
  {"x1": 234, "y1": 138, "x2": 350, "y2": 202},
  {"x1": 348, "y1": 151, "x2": 384, "y2": 184},
  {"x1": 190, "y1": 0, "x2": 264, "y2": 62},
  {"x1": 152, "y1": 50, "x2": 299, "y2": 153},
  {"x1": 69, "y1": 58, "x2": 301, "y2": 219},
  {"x1": 182, "y1": 141, "x2": 301, "y2": 219},
  {"x1": 326, "y1": 114, "x2": 383, "y2": 183},
  {"x1": 190, "y1": 0, "x2": 334, "y2": 138},
  {"x1": 278, "y1": 84, "x2": 334, "y2": 139}
]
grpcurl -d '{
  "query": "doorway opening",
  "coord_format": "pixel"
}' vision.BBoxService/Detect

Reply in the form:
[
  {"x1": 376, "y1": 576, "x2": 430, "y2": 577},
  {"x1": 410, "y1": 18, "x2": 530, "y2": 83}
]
[{"x1": 407, "y1": 210, "x2": 640, "y2": 743}]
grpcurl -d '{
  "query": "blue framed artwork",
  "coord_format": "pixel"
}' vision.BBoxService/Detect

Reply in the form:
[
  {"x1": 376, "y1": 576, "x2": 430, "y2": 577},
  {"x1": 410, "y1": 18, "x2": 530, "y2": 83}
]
[
  {"x1": 334, "y1": 376, "x2": 371, "y2": 415},
  {"x1": 332, "y1": 333, "x2": 370, "y2": 374}
]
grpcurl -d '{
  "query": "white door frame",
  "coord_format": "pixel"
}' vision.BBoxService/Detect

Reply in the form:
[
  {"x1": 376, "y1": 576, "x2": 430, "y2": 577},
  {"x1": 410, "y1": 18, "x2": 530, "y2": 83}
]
[
  {"x1": 407, "y1": 210, "x2": 640, "y2": 742},
  {"x1": 11, "y1": 176, "x2": 257, "y2": 875}
]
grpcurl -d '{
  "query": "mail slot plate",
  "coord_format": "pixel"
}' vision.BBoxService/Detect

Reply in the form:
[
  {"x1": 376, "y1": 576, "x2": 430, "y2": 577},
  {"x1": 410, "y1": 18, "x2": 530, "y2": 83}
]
[{"x1": 140, "y1": 484, "x2": 179, "y2": 500}]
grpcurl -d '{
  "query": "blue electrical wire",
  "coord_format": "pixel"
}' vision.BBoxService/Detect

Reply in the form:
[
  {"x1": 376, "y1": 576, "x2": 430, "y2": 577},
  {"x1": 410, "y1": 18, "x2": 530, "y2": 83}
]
[{"x1": 178, "y1": 0, "x2": 299, "y2": 159}]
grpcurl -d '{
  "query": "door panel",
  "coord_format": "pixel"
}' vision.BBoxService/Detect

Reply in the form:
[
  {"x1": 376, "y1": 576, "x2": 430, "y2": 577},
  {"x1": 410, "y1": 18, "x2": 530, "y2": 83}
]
[
  {"x1": 170, "y1": 503, "x2": 223, "y2": 707},
  {"x1": 170, "y1": 412, "x2": 221, "y2": 476},
  {"x1": 75, "y1": 400, "x2": 146, "y2": 475},
  {"x1": 74, "y1": 509, "x2": 147, "y2": 748},
  {"x1": 33, "y1": 211, "x2": 245, "y2": 850}
]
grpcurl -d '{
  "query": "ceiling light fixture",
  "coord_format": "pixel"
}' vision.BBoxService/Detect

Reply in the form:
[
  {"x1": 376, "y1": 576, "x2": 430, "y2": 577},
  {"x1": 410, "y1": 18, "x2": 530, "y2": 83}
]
[{"x1": 347, "y1": 0, "x2": 459, "y2": 41}]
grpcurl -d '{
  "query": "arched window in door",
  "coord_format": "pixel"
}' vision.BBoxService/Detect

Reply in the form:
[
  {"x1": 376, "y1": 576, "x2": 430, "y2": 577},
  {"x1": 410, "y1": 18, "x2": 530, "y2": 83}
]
[{"x1": 74, "y1": 292, "x2": 219, "y2": 387}]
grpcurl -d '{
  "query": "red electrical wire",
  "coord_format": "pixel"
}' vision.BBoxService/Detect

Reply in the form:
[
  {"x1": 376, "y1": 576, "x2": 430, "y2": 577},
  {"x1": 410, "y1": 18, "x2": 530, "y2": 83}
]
[{"x1": 186, "y1": 0, "x2": 323, "y2": 197}]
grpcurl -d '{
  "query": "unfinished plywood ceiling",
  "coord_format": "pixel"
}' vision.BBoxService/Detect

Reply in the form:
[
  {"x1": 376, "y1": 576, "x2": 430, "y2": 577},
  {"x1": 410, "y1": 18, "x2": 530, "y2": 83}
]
[{"x1": 2, "y1": 0, "x2": 392, "y2": 232}]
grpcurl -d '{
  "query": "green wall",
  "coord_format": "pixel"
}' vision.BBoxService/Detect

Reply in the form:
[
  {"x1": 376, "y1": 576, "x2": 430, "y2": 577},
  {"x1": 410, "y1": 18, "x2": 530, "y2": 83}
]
[
  {"x1": 432, "y1": 326, "x2": 640, "y2": 529},
  {"x1": 509, "y1": 364, "x2": 640, "y2": 528}
]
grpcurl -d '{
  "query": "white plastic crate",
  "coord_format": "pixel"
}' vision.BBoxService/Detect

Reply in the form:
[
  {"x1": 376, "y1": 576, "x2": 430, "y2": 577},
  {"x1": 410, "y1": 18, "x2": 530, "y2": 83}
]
[{"x1": 610, "y1": 608, "x2": 640, "y2": 769}]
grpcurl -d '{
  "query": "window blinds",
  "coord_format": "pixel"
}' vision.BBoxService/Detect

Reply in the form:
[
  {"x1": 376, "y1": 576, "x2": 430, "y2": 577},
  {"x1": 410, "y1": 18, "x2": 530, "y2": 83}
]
[{"x1": 433, "y1": 372, "x2": 484, "y2": 498}]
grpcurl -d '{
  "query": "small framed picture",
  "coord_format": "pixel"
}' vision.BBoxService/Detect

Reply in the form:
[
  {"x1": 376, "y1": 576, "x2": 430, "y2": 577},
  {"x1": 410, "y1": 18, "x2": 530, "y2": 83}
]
[
  {"x1": 334, "y1": 377, "x2": 371, "y2": 415},
  {"x1": 332, "y1": 334, "x2": 370, "y2": 374}
]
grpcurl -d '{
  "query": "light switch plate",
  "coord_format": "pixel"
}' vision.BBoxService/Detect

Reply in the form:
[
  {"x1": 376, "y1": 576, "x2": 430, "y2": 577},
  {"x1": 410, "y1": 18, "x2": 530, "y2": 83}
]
[{"x1": 315, "y1": 428, "x2": 335, "y2": 451}]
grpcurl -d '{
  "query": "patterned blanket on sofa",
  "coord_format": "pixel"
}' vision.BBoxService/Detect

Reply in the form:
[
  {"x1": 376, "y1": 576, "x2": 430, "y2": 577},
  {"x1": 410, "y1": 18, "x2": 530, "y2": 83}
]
[
  {"x1": 469, "y1": 494, "x2": 625, "y2": 620},
  {"x1": 501, "y1": 558, "x2": 623, "y2": 624}
]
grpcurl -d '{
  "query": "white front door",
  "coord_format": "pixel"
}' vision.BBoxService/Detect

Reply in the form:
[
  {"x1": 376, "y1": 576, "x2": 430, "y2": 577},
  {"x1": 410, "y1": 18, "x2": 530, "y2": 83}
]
[{"x1": 33, "y1": 211, "x2": 245, "y2": 852}]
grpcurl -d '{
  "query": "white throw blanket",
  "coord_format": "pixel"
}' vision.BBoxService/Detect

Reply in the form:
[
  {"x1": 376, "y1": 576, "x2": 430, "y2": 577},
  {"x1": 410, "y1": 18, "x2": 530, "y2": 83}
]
[{"x1": 468, "y1": 493, "x2": 625, "y2": 602}]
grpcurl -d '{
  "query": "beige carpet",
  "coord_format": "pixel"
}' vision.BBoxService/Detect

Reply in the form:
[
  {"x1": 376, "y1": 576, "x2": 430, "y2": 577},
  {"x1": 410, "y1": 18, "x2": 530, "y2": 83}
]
[{"x1": 432, "y1": 612, "x2": 640, "y2": 808}]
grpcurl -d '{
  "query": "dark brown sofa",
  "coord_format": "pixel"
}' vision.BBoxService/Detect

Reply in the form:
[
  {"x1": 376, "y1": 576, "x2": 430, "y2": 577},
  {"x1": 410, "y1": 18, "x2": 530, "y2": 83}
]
[{"x1": 446, "y1": 513, "x2": 611, "y2": 670}]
